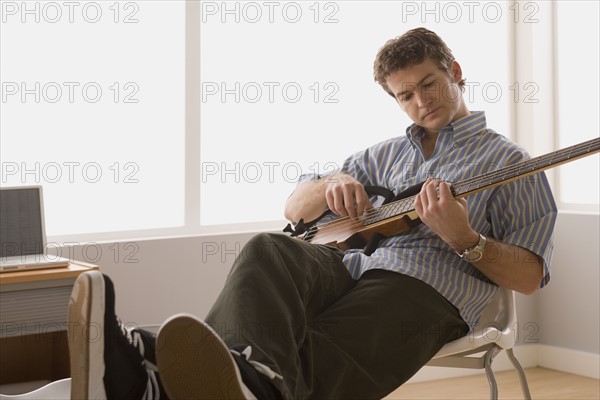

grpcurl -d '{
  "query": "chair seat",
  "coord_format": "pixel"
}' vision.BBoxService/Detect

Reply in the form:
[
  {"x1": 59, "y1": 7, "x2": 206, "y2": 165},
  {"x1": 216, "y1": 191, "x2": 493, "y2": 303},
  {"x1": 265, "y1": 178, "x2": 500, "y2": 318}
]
[
  {"x1": 432, "y1": 323, "x2": 515, "y2": 359},
  {"x1": 432, "y1": 286, "x2": 516, "y2": 359}
]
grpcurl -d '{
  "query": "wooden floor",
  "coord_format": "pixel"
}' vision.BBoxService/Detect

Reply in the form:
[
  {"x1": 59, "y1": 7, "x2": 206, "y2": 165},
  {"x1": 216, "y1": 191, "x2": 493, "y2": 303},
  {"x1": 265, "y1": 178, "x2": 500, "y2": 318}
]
[{"x1": 385, "y1": 368, "x2": 599, "y2": 400}]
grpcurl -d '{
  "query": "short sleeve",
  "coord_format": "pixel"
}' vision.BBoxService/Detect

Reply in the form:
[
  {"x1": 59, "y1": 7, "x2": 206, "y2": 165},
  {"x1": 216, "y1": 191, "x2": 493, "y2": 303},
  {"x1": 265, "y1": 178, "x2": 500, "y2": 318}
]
[{"x1": 486, "y1": 171, "x2": 557, "y2": 287}]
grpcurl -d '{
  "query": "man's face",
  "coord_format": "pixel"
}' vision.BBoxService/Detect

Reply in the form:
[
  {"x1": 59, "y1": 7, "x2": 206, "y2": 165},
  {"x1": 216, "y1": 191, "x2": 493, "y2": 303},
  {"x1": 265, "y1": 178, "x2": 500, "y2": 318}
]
[{"x1": 385, "y1": 58, "x2": 468, "y2": 135}]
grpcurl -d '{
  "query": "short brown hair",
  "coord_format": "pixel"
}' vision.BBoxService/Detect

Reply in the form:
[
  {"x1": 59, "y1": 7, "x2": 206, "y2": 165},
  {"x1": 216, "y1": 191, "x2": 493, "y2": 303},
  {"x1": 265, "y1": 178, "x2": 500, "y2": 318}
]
[{"x1": 373, "y1": 28, "x2": 465, "y2": 97}]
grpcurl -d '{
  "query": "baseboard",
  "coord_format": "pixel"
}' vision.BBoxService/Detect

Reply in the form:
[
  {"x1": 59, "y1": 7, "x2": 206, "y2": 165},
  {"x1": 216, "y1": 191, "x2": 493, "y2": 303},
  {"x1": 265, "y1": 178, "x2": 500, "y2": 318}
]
[
  {"x1": 536, "y1": 344, "x2": 600, "y2": 379},
  {"x1": 406, "y1": 344, "x2": 599, "y2": 383}
]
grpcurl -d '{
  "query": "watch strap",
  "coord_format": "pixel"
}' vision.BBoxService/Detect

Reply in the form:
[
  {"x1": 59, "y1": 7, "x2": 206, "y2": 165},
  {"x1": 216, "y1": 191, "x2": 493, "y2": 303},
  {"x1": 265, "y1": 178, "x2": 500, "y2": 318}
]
[{"x1": 456, "y1": 233, "x2": 486, "y2": 262}]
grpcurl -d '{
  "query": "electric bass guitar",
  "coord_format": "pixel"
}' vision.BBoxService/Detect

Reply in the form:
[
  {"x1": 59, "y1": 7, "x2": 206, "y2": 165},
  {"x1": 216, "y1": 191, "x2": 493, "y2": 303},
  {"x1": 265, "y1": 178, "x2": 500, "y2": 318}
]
[{"x1": 284, "y1": 137, "x2": 600, "y2": 250}]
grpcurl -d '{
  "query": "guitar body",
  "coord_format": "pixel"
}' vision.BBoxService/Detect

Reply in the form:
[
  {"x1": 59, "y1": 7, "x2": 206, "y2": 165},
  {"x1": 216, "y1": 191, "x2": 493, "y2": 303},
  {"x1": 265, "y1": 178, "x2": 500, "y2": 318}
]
[
  {"x1": 306, "y1": 211, "x2": 421, "y2": 250},
  {"x1": 302, "y1": 182, "x2": 426, "y2": 250}
]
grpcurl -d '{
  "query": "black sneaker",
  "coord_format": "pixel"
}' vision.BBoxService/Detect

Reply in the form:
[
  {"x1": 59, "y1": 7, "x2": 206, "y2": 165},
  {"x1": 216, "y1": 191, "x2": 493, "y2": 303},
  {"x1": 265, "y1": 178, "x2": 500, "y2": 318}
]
[
  {"x1": 229, "y1": 345, "x2": 284, "y2": 400},
  {"x1": 68, "y1": 271, "x2": 161, "y2": 400},
  {"x1": 157, "y1": 314, "x2": 282, "y2": 400}
]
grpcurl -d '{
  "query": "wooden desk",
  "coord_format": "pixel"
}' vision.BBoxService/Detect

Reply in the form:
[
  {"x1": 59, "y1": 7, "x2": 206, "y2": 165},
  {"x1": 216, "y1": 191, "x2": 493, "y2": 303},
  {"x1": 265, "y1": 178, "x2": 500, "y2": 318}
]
[
  {"x1": 0, "y1": 261, "x2": 98, "y2": 385},
  {"x1": 0, "y1": 262, "x2": 97, "y2": 285}
]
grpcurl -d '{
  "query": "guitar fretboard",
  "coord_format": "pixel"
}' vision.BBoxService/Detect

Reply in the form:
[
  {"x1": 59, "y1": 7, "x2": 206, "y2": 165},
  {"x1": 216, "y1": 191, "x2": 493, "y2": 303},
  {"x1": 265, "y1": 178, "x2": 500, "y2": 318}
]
[{"x1": 362, "y1": 137, "x2": 600, "y2": 226}]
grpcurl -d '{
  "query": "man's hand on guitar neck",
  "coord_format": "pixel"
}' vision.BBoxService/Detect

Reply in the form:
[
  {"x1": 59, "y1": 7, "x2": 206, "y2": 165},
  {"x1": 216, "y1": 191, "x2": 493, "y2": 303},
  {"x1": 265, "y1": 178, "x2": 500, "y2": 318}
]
[
  {"x1": 414, "y1": 178, "x2": 543, "y2": 295},
  {"x1": 414, "y1": 178, "x2": 477, "y2": 252},
  {"x1": 284, "y1": 173, "x2": 373, "y2": 224}
]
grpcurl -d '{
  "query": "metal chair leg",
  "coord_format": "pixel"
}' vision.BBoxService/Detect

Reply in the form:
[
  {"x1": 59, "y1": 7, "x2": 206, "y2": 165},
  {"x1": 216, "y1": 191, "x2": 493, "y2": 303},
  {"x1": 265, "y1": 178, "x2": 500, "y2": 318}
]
[
  {"x1": 506, "y1": 348, "x2": 532, "y2": 400},
  {"x1": 483, "y1": 346, "x2": 500, "y2": 400}
]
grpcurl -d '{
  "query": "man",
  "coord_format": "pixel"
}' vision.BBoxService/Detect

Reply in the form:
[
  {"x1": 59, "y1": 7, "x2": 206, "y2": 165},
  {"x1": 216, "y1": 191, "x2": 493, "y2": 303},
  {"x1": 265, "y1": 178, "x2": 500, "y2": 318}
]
[{"x1": 68, "y1": 28, "x2": 557, "y2": 399}]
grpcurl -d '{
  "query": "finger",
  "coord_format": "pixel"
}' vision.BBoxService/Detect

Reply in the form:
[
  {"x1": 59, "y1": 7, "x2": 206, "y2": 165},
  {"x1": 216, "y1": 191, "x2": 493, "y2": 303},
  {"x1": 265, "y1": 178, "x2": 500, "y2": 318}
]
[
  {"x1": 335, "y1": 189, "x2": 349, "y2": 217},
  {"x1": 438, "y1": 181, "x2": 453, "y2": 200},
  {"x1": 325, "y1": 189, "x2": 337, "y2": 215},
  {"x1": 355, "y1": 188, "x2": 371, "y2": 216},
  {"x1": 414, "y1": 192, "x2": 423, "y2": 216},
  {"x1": 418, "y1": 190, "x2": 428, "y2": 209},
  {"x1": 419, "y1": 179, "x2": 431, "y2": 208},
  {"x1": 327, "y1": 188, "x2": 346, "y2": 217},
  {"x1": 425, "y1": 179, "x2": 439, "y2": 203},
  {"x1": 342, "y1": 186, "x2": 358, "y2": 218}
]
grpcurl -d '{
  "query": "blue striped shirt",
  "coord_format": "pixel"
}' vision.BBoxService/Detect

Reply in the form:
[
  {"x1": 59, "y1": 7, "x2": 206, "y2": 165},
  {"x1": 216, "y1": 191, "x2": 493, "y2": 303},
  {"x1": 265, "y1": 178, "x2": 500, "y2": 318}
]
[{"x1": 304, "y1": 111, "x2": 557, "y2": 328}]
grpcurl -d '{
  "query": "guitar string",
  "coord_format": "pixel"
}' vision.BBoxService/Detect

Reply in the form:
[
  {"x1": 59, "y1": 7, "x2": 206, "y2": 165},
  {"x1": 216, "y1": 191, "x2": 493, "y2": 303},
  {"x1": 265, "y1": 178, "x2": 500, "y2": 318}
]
[
  {"x1": 301, "y1": 193, "x2": 417, "y2": 242},
  {"x1": 301, "y1": 138, "x2": 599, "y2": 242},
  {"x1": 302, "y1": 138, "x2": 599, "y2": 242},
  {"x1": 453, "y1": 138, "x2": 598, "y2": 195}
]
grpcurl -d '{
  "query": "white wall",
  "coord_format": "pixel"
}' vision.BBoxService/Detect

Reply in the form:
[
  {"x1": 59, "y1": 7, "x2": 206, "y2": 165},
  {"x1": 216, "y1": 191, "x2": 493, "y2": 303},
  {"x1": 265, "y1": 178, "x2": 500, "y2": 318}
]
[
  {"x1": 537, "y1": 212, "x2": 600, "y2": 353},
  {"x1": 83, "y1": 231, "x2": 256, "y2": 328}
]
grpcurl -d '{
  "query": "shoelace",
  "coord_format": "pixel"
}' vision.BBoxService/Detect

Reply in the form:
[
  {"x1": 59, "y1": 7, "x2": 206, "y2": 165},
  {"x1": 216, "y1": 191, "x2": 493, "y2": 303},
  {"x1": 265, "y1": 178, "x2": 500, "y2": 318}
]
[
  {"x1": 230, "y1": 346, "x2": 283, "y2": 381},
  {"x1": 143, "y1": 369, "x2": 161, "y2": 400},
  {"x1": 119, "y1": 322, "x2": 161, "y2": 400}
]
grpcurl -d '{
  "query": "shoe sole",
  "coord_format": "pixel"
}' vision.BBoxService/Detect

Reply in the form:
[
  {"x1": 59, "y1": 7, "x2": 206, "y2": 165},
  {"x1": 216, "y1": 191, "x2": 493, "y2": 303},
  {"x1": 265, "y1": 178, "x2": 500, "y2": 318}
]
[
  {"x1": 68, "y1": 271, "x2": 107, "y2": 400},
  {"x1": 156, "y1": 314, "x2": 248, "y2": 400}
]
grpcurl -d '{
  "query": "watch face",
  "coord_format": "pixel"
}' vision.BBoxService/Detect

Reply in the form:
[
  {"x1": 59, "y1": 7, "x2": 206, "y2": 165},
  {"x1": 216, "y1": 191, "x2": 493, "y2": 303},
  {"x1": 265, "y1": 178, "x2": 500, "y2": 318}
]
[{"x1": 465, "y1": 249, "x2": 483, "y2": 262}]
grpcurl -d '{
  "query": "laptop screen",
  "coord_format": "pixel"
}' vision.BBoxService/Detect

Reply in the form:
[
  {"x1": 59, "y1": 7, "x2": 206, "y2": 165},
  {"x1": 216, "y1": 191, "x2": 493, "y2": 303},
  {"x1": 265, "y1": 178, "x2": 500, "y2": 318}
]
[{"x1": 0, "y1": 187, "x2": 44, "y2": 258}]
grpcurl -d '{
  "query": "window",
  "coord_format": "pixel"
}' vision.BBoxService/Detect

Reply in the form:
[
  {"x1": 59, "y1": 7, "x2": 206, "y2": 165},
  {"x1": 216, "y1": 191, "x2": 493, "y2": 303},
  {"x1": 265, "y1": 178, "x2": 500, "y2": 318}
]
[
  {"x1": 1, "y1": 1, "x2": 186, "y2": 237},
  {"x1": 199, "y1": 0, "x2": 510, "y2": 225},
  {"x1": 555, "y1": 1, "x2": 600, "y2": 207},
  {"x1": 2, "y1": 1, "x2": 514, "y2": 239}
]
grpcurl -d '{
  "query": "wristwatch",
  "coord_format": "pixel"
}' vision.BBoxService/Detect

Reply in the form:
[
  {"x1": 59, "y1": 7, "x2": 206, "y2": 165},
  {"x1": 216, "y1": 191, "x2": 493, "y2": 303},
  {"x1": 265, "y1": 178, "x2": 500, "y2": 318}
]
[{"x1": 457, "y1": 233, "x2": 487, "y2": 262}]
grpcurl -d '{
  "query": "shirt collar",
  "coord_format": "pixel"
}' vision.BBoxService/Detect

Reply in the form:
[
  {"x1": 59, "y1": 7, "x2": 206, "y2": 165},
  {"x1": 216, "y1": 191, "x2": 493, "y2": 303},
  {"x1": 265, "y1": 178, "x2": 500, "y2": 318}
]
[{"x1": 406, "y1": 111, "x2": 488, "y2": 147}]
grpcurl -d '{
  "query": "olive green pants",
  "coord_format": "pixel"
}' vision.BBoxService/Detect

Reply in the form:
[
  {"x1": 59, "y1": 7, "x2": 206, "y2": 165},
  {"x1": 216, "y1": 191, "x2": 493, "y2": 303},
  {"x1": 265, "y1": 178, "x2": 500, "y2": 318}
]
[{"x1": 206, "y1": 233, "x2": 469, "y2": 400}]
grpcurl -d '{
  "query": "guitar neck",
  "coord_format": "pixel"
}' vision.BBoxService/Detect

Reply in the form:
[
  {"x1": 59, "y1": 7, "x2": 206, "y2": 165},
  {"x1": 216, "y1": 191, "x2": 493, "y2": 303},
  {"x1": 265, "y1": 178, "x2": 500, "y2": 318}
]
[
  {"x1": 453, "y1": 137, "x2": 600, "y2": 197},
  {"x1": 365, "y1": 137, "x2": 600, "y2": 225}
]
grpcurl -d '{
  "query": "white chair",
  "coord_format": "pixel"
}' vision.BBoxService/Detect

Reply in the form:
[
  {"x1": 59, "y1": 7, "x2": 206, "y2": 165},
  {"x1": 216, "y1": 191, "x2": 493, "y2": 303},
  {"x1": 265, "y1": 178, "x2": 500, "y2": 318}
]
[{"x1": 426, "y1": 287, "x2": 532, "y2": 400}]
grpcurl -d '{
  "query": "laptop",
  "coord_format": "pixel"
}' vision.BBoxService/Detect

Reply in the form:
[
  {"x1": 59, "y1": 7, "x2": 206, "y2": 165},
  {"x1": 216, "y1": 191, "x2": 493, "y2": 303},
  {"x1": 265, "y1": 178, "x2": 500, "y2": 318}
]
[{"x1": 0, "y1": 186, "x2": 70, "y2": 273}]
